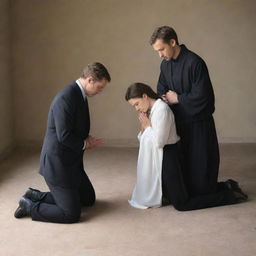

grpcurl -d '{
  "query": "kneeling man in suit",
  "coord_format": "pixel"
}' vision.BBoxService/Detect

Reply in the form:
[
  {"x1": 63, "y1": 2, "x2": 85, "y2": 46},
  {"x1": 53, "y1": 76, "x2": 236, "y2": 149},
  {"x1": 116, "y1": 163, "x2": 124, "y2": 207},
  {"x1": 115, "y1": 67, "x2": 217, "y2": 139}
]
[{"x1": 14, "y1": 62, "x2": 111, "y2": 223}]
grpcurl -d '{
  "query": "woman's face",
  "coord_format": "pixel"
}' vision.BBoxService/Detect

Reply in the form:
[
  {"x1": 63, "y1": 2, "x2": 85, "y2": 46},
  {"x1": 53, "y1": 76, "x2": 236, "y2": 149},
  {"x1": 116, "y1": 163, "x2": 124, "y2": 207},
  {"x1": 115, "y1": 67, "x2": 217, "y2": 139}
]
[{"x1": 128, "y1": 95, "x2": 150, "y2": 113}]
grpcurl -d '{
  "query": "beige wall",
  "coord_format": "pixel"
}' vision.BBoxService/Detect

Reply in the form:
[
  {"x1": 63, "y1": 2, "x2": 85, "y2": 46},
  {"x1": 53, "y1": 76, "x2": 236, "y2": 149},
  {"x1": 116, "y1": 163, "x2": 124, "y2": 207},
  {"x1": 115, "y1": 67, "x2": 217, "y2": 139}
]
[
  {"x1": 10, "y1": 0, "x2": 256, "y2": 146},
  {"x1": 0, "y1": 0, "x2": 13, "y2": 158}
]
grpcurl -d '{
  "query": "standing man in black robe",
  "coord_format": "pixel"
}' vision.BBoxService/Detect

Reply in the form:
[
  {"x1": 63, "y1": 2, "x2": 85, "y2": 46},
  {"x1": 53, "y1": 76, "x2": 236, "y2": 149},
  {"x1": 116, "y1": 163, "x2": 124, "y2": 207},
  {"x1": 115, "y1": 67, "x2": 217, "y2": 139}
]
[
  {"x1": 14, "y1": 62, "x2": 111, "y2": 223},
  {"x1": 149, "y1": 26, "x2": 247, "y2": 207}
]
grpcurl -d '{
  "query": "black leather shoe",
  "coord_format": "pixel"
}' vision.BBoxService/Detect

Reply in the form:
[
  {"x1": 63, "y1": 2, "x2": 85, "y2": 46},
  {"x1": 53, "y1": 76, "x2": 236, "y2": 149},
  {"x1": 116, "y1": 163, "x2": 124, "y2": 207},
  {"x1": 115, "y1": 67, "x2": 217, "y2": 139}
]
[
  {"x1": 14, "y1": 196, "x2": 33, "y2": 218},
  {"x1": 24, "y1": 187, "x2": 43, "y2": 202},
  {"x1": 225, "y1": 179, "x2": 248, "y2": 202}
]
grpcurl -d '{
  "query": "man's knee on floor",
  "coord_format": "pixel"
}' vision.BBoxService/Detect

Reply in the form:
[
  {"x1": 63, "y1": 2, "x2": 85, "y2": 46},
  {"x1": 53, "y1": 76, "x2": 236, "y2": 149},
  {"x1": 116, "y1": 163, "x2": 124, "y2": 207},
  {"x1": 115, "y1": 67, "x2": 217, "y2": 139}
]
[
  {"x1": 173, "y1": 204, "x2": 187, "y2": 211},
  {"x1": 86, "y1": 196, "x2": 96, "y2": 206},
  {"x1": 81, "y1": 194, "x2": 96, "y2": 207},
  {"x1": 64, "y1": 208, "x2": 81, "y2": 223},
  {"x1": 64, "y1": 214, "x2": 80, "y2": 223},
  {"x1": 171, "y1": 197, "x2": 189, "y2": 211}
]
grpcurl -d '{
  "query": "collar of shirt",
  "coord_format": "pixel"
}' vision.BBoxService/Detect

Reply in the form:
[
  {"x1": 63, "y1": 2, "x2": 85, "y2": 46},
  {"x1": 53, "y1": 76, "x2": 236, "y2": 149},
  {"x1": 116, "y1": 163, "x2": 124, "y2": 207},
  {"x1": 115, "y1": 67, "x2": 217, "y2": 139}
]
[
  {"x1": 171, "y1": 44, "x2": 187, "y2": 63},
  {"x1": 149, "y1": 99, "x2": 161, "y2": 117},
  {"x1": 76, "y1": 79, "x2": 87, "y2": 100}
]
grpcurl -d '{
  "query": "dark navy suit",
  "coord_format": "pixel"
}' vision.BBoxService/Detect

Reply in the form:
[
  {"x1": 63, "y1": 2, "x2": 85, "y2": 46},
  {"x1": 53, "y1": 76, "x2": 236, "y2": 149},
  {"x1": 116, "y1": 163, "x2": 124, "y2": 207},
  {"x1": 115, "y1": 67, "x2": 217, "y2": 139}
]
[{"x1": 31, "y1": 81, "x2": 95, "y2": 223}]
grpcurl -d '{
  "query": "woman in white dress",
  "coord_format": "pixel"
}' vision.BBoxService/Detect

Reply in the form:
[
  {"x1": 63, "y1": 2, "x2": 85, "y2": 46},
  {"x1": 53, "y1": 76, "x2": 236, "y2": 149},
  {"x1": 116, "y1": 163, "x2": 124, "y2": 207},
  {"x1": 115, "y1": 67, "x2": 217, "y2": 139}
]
[
  {"x1": 125, "y1": 83, "x2": 179, "y2": 209},
  {"x1": 125, "y1": 83, "x2": 247, "y2": 211}
]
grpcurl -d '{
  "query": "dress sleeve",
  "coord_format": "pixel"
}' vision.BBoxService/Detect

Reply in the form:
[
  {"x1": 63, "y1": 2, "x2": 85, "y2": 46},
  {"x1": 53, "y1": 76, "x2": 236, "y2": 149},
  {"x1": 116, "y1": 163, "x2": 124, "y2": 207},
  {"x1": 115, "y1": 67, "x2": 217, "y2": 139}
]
[
  {"x1": 142, "y1": 106, "x2": 172, "y2": 148},
  {"x1": 177, "y1": 59, "x2": 214, "y2": 116}
]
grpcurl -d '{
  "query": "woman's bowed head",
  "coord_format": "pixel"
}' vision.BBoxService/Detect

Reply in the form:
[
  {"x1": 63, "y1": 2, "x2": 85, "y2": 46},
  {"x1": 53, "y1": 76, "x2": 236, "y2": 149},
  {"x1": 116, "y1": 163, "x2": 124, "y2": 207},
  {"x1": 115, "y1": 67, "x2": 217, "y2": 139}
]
[{"x1": 125, "y1": 83, "x2": 160, "y2": 133}]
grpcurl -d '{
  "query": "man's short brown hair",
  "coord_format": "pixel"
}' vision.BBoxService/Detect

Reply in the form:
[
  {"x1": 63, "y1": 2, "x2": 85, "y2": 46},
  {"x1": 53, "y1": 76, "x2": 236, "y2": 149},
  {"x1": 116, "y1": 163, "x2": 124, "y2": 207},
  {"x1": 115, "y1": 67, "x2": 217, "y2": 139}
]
[
  {"x1": 149, "y1": 26, "x2": 179, "y2": 45},
  {"x1": 82, "y1": 62, "x2": 111, "y2": 82}
]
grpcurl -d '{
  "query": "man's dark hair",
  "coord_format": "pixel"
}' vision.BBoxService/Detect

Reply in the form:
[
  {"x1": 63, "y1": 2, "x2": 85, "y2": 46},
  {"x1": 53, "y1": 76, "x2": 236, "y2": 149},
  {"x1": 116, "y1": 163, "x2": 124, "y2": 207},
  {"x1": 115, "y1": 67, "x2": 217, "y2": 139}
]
[
  {"x1": 149, "y1": 26, "x2": 179, "y2": 45},
  {"x1": 125, "y1": 83, "x2": 159, "y2": 101},
  {"x1": 82, "y1": 62, "x2": 111, "y2": 82}
]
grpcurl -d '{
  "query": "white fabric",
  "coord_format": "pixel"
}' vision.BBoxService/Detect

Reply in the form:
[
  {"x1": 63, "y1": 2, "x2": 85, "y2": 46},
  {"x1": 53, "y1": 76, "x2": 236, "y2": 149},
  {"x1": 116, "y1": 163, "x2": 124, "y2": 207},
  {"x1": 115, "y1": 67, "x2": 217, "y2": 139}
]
[
  {"x1": 129, "y1": 99, "x2": 180, "y2": 209},
  {"x1": 76, "y1": 79, "x2": 86, "y2": 100}
]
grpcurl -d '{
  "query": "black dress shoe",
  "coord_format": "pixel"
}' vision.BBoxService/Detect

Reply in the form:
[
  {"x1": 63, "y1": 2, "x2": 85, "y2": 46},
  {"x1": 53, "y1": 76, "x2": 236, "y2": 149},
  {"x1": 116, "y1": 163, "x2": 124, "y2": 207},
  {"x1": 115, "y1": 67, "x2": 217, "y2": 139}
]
[
  {"x1": 14, "y1": 196, "x2": 33, "y2": 218},
  {"x1": 24, "y1": 187, "x2": 43, "y2": 202},
  {"x1": 225, "y1": 179, "x2": 248, "y2": 202}
]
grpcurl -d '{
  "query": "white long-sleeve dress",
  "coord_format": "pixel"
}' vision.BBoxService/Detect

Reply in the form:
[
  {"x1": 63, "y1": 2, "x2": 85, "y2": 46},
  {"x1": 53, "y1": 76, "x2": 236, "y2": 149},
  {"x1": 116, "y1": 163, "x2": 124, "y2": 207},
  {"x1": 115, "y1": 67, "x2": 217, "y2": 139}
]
[{"x1": 129, "y1": 99, "x2": 180, "y2": 209}]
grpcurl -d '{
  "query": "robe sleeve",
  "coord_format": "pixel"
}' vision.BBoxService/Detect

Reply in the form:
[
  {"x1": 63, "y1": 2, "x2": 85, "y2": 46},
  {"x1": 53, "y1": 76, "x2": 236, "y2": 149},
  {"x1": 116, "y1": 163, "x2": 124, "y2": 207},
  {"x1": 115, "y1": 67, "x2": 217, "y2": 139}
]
[
  {"x1": 157, "y1": 62, "x2": 169, "y2": 96},
  {"x1": 177, "y1": 59, "x2": 214, "y2": 117},
  {"x1": 52, "y1": 96, "x2": 84, "y2": 153},
  {"x1": 142, "y1": 106, "x2": 172, "y2": 148}
]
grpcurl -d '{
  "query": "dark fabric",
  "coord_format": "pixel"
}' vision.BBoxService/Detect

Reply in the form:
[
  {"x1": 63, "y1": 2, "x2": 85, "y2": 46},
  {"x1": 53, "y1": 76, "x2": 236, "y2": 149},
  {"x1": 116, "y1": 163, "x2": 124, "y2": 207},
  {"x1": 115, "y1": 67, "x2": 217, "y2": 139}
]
[
  {"x1": 32, "y1": 81, "x2": 94, "y2": 223},
  {"x1": 157, "y1": 45, "x2": 221, "y2": 197},
  {"x1": 157, "y1": 44, "x2": 215, "y2": 124},
  {"x1": 162, "y1": 144, "x2": 237, "y2": 211},
  {"x1": 176, "y1": 116, "x2": 220, "y2": 195},
  {"x1": 39, "y1": 81, "x2": 90, "y2": 188},
  {"x1": 31, "y1": 170, "x2": 95, "y2": 223}
]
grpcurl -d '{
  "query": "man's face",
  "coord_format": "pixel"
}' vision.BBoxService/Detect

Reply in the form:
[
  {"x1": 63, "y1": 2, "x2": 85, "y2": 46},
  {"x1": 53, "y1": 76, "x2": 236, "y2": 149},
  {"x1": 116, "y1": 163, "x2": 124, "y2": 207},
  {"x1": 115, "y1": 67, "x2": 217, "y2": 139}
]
[
  {"x1": 86, "y1": 78, "x2": 108, "y2": 96},
  {"x1": 152, "y1": 39, "x2": 176, "y2": 61}
]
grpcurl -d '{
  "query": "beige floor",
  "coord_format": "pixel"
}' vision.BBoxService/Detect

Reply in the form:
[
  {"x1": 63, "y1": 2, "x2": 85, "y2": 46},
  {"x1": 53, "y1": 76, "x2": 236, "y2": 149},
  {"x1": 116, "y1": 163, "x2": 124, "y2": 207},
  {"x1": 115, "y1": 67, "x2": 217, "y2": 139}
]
[{"x1": 0, "y1": 144, "x2": 255, "y2": 256}]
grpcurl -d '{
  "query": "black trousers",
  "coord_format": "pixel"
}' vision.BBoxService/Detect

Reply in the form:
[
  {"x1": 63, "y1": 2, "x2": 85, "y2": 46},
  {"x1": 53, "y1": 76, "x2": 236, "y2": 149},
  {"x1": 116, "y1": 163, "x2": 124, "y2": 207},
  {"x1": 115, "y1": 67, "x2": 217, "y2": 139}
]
[
  {"x1": 176, "y1": 117, "x2": 220, "y2": 196},
  {"x1": 161, "y1": 144, "x2": 237, "y2": 211},
  {"x1": 31, "y1": 170, "x2": 95, "y2": 223}
]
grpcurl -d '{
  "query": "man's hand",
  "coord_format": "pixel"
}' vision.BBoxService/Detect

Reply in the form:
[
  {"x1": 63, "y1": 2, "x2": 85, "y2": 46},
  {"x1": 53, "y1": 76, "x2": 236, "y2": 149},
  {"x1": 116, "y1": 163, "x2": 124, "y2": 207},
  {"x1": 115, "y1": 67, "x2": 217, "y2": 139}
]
[
  {"x1": 85, "y1": 135, "x2": 104, "y2": 150},
  {"x1": 138, "y1": 112, "x2": 151, "y2": 132},
  {"x1": 165, "y1": 90, "x2": 179, "y2": 104},
  {"x1": 161, "y1": 94, "x2": 169, "y2": 103}
]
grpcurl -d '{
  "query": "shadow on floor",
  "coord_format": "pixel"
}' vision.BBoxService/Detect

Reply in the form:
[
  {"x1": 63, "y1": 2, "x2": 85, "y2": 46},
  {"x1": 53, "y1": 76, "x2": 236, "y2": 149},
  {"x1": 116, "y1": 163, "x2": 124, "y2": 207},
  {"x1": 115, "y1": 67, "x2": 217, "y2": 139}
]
[{"x1": 80, "y1": 199, "x2": 121, "y2": 222}]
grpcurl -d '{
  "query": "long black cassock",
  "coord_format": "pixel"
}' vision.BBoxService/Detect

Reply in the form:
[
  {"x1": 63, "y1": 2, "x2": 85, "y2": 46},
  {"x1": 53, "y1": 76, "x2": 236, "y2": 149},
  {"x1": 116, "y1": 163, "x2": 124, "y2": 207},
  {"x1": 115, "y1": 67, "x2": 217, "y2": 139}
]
[{"x1": 158, "y1": 45, "x2": 224, "y2": 197}]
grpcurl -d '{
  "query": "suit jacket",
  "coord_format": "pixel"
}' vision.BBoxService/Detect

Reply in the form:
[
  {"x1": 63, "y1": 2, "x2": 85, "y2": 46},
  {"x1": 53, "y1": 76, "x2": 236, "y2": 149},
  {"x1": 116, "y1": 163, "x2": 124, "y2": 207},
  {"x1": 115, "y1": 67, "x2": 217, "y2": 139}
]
[{"x1": 39, "y1": 81, "x2": 90, "y2": 188}]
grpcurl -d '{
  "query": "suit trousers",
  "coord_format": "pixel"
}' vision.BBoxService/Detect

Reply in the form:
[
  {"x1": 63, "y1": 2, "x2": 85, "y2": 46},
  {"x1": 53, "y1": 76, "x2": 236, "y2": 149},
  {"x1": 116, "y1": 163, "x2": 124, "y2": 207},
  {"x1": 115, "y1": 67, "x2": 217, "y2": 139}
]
[
  {"x1": 161, "y1": 144, "x2": 237, "y2": 211},
  {"x1": 31, "y1": 170, "x2": 95, "y2": 223}
]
